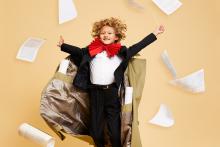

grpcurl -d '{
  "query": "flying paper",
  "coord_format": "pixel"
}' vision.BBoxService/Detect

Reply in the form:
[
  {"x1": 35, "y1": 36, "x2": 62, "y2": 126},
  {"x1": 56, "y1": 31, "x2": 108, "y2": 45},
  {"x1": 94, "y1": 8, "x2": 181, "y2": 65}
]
[
  {"x1": 58, "y1": 59, "x2": 70, "y2": 74},
  {"x1": 16, "y1": 37, "x2": 45, "y2": 62},
  {"x1": 161, "y1": 50, "x2": 205, "y2": 93},
  {"x1": 152, "y1": 0, "x2": 182, "y2": 15},
  {"x1": 125, "y1": 87, "x2": 133, "y2": 104},
  {"x1": 127, "y1": 0, "x2": 144, "y2": 9},
  {"x1": 161, "y1": 50, "x2": 177, "y2": 78},
  {"x1": 59, "y1": 0, "x2": 77, "y2": 24},
  {"x1": 18, "y1": 123, "x2": 55, "y2": 147},
  {"x1": 149, "y1": 104, "x2": 174, "y2": 127},
  {"x1": 170, "y1": 69, "x2": 205, "y2": 93}
]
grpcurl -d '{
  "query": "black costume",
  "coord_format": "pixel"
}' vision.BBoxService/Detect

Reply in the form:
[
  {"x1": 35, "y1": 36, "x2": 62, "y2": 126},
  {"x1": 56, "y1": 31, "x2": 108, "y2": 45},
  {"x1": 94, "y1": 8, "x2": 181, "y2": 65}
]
[{"x1": 60, "y1": 33, "x2": 157, "y2": 147}]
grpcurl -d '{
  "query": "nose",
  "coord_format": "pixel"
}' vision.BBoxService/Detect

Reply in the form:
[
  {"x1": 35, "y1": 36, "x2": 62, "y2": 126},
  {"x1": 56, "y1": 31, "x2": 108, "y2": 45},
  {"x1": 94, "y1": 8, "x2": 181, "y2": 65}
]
[{"x1": 103, "y1": 35, "x2": 108, "y2": 38}]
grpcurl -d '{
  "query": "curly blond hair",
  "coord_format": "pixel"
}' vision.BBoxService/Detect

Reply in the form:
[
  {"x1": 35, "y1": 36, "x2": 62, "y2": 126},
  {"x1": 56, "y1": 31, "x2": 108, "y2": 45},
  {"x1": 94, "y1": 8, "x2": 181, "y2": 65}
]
[{"x1": 91, "y1": 17, "x2": 127, "y2": 42}]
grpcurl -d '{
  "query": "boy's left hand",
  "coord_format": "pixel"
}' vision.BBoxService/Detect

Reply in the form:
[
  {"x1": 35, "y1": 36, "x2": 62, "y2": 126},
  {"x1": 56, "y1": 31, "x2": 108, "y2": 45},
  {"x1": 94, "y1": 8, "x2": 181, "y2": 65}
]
[{"x1": 153, "y1": 25, "x2": 165, "y2": 36}]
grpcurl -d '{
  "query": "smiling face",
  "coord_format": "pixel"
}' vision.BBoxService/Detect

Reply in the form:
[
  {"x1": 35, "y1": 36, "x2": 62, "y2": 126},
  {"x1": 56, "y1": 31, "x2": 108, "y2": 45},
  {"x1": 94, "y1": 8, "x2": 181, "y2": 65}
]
[{"x1": 99, "y1": 26, "x2": 119, "y2": 45}]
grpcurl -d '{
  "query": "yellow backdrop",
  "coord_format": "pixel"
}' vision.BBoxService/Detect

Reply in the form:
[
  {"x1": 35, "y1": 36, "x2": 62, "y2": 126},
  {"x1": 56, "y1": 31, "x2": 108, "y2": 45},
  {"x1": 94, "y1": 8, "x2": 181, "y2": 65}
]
[{"x1": 1, "y1": 0, "x2": 220, "y2": 147}]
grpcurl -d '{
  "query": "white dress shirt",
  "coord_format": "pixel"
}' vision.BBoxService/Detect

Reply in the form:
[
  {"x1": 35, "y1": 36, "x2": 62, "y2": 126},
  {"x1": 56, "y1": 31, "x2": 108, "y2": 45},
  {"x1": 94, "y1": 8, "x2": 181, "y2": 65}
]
[{"x1": 90, "y1": 51, "x2": 122, "y2": 85}]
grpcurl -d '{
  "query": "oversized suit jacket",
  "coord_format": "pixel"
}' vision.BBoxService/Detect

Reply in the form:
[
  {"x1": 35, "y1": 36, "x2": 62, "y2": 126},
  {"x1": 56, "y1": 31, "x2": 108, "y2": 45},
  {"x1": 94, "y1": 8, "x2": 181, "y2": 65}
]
[
  {"x1": 40, "y1": 33, "x2": 157, "y2": 147},
  {"x1": 60, "y1": 33, "x2": 157, "y2": 90}
]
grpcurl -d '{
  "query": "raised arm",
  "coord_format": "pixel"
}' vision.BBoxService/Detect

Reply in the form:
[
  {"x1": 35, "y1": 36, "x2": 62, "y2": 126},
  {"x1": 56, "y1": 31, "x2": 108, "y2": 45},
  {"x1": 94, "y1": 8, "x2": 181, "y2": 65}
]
[
  {"x1": 127, "y1": 25, "x2": 165, "y2": 59},
  {"x1": 57, "y1": 35, "x2": 83, "y2": 57},
  {"x1": 57, "y1": 35, "x2": 84, "y2": 66}
]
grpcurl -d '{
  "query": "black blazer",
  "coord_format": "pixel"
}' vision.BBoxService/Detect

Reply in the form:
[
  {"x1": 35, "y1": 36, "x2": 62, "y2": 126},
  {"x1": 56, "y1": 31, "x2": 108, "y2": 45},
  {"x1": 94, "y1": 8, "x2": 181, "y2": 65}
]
[{"x1": 61, "y1": 33, "x2": 157, "y2": 90}]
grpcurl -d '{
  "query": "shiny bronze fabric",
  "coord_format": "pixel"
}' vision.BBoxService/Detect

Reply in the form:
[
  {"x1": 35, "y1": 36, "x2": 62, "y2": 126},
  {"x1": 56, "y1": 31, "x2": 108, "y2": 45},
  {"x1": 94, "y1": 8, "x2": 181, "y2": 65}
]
[
  {"x1": 40, "y1": 56, "x2": 146, "y2": 147},
  {"x1": 40, "y1": 57, "x2": 90, "y2": 140}
]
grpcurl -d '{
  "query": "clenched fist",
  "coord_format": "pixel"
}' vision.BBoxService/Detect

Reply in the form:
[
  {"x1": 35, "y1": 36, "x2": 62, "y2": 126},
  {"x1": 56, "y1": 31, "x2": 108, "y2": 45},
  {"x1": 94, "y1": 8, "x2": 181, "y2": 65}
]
[{"x1": 57, "y1": 35, "x2": 64, "y2": 47}]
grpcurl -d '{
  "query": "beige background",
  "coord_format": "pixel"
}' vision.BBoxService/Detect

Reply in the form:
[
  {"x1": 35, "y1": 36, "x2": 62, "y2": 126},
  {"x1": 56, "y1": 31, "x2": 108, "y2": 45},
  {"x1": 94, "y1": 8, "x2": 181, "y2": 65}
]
[{"x1": 1, "y1": 0, "x2": 220, "y2": 147}]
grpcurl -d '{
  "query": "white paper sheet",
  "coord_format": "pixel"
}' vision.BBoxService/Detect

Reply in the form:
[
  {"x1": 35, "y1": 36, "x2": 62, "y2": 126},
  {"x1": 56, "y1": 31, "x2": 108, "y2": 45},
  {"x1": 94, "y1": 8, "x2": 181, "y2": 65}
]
[
  {"x1": 170, "y1": 69, "x2": 205, "y2": 93},
  {"x1": 161, "y1": 50, "x2": 177, "y2": 78},
  {"x1": 16, "y1": 37, "x2": 45, "y2": 62},
  {"x1": 59, "y1": 0, "x2": 77, "y2": 24},
  {"x1": 125, "y1": 87, "x2": 133, "y2": 104},
  {"x1": 161, "y1": 50, "x2": 205, "y2": 93},
  {"x1": 127, "y1": 0, "x2": 144, "y2": 9},
  {"x1": 152, "y1": 0, "x2": 182, "y2": 15},
  {"x1": 18, "y1": 123, "x2": 55, "y2": 147},
  {"x1": 149, "y1": 104, "x2": 174, "y2": 127},
  {"x1": 58, "y1": 59, "x2": 70, "y2": 74}
]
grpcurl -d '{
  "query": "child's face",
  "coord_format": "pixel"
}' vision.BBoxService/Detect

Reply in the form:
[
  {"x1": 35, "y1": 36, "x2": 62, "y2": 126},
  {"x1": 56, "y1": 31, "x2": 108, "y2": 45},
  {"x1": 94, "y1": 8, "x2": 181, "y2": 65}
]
[{"x1": 99, "y1": 26, "x2": 118, "y2": 44}]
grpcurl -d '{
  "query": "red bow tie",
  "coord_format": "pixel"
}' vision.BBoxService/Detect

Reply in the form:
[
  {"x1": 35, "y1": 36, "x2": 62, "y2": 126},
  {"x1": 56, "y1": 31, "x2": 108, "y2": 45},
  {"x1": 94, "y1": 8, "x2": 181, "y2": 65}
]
[{"x1": 88, "y1": 38, "x2": 121, "y2": 57}]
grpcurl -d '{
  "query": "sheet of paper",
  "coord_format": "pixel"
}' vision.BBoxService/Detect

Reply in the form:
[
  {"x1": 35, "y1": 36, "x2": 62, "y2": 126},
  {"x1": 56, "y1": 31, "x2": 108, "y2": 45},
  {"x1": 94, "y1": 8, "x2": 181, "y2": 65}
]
[
  {"x1": 127, "y1": 0, "x2": 144, "y2": 9},
  {"x1": 16, "y1": 37, "x2": 45, "y2": 62},
  {"x1": 170, "y1": 69, "x2": 205, "y2": 93},
  {"x1": 161, "y1": 50, "x2": 205, "y2": 93},
  {"x1": 149, "y1": 104, "x2": 174, "y2": 127},
  {"x1": 18, "y1": 123, "x2": 55, "y2": 147},
  {"x1": 58, "y1": 59, "x2": 70, "y2": 74},
  {"x1": 59, "y1": 0, "x2": 77, "y2": 24},
  {"x1": 152, "y1": 0, "x2": 182, "y2": 15},
  {"x1": 161, "y1": 50, "x2": 177, "y2": 78},
  {"x1": 125, "y1": 87, "x2": 133, "y2": 104}
]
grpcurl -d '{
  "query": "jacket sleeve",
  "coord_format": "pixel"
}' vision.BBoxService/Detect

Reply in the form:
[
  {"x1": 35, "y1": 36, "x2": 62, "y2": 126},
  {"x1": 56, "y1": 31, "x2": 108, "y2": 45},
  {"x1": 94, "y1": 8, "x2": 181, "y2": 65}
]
[
  {"x1": 127, "y1": 33, "x2": 157, "y2": 59},
  {"x1": 60, "y1": 43, "x2": 84, "y2": 66},
  {"x1": 61, "y1": 43, "x2": 83, "y2": 57}
]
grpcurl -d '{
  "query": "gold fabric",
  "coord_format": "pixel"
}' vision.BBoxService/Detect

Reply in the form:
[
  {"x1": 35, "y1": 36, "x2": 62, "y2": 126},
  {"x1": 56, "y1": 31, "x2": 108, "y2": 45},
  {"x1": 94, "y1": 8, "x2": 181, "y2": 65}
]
[
  {"x1": 40, "y1": 57, "x2": 90, "y2": 141},
  {"x1": 40, "y1": 56, "x2": 146, "y2": 147},
  {"x1": 128, "y1": 58, "x2": 146, "y2": 147}
]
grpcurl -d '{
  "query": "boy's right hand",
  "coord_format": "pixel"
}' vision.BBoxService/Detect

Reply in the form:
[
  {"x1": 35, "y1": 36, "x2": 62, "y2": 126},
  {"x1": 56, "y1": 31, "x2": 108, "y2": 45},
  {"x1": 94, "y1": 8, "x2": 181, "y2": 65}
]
[
  {"x1": 153, "y1": 25, "x2": 165, "y2": 36},
  {"x1": 57, "y1": 35, "x2": 64, "y2": 47}
]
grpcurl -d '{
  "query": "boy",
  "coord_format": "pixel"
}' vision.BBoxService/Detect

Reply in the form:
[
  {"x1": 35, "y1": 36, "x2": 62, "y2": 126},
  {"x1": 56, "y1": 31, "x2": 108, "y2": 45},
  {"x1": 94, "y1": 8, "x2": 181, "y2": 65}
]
[{"x1": 58, "y1": 17, "x2": 164, "y2": 147}]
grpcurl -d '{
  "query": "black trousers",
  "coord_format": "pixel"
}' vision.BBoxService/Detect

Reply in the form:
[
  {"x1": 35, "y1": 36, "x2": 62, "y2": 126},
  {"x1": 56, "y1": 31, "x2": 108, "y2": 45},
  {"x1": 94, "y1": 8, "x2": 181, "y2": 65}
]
[{"x1": 89, "y1": 83, "x2": 121, "y2": 147}]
